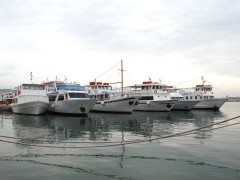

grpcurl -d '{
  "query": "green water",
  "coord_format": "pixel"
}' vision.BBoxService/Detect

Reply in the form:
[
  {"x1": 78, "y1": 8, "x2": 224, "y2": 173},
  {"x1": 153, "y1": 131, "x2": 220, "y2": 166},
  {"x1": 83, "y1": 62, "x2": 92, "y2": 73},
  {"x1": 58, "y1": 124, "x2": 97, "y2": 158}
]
[{"x1": 0, "y1": 102, "x2": 240, "y2": 180}]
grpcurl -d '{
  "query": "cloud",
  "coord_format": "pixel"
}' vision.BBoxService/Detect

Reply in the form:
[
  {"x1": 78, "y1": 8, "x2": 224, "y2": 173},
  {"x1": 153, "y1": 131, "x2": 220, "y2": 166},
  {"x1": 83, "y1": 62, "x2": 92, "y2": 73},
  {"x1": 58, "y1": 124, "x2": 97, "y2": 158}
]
[{"x1": 0, "y1": 0, "x2": 240, "y2": 95}]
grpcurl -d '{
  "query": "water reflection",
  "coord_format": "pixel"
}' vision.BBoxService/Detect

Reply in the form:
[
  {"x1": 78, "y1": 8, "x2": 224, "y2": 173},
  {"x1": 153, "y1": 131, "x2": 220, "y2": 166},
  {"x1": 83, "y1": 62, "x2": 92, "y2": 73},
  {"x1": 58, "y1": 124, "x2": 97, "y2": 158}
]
[{"x1": 10, "y1": 110, "x2": 226, "y2": 143}]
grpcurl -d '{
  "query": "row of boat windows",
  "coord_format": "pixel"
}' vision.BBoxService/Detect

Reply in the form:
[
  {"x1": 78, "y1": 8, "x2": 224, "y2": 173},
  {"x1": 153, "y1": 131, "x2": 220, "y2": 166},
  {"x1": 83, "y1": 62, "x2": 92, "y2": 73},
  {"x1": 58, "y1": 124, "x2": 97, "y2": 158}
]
[
  {"x1": 22, "y1": 84, "x2": 45, "y2": 90},
  {"x1": 46, "y1": 85, "x2": 86, "y2": 91},
  {"x1": 88, "y1": 86, "x2": 112, "y2": 90},
  {"x1": 196, "y1": 88, "x2": 212, "y2": 91},
  {"x1": 185, "y1": 96, "x2": 214, "y2": 100},
  {"x1": 141, "y1": 85, "x2": 162, "y2": 90},
  {"x1": 48, "y1": 93, "x2": 89, "y2": 101}
]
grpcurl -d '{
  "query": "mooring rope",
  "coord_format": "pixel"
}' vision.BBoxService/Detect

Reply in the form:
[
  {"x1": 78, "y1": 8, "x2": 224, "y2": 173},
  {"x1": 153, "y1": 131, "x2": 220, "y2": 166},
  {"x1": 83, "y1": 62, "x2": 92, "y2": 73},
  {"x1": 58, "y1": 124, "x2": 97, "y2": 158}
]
[{"x1": 0, "y1": 115, "x2": 240, "y2": 148}]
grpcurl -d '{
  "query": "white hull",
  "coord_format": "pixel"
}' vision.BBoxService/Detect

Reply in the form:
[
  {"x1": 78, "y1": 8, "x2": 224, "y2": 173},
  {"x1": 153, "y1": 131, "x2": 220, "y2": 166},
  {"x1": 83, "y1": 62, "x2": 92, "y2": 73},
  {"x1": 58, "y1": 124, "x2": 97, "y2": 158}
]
[
  {"x1": 91, "y1": 97, "x2": 139, "y2": 113},
  {"x1": 172, "y1": 100, "x2": 200, "y2": 110},
  {"x1": 133, "y1": 100, "x2": 176, "y2": 112},
  {"x1": 11, "y1": 101, "x2": 48, "y2": 115},
  {"x1": 193, "y1": 98, "x2": 228, "y2": 110},
  {"x1": 47, "y1": 99, "x2": 97, "y2": 115}
]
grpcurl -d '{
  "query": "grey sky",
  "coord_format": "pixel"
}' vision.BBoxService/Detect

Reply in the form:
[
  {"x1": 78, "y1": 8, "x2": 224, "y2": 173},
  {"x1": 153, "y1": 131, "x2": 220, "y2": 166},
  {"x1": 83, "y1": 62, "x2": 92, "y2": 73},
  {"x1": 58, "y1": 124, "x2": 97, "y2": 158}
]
[{"x1": 0, "y1": 0, "x2": 240, "y2": 96}]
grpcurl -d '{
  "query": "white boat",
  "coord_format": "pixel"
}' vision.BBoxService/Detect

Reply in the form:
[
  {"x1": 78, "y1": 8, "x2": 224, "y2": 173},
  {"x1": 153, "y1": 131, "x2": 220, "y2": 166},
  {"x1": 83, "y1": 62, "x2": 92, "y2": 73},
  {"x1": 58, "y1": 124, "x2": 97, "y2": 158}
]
[
  {"x1": 85, "y1": 81, "x2": 139, "y2": 113},
  {"x1": 45, "y1": 81, "x2": 97, "y2": 116},
  {"x1": 128, "y1": 81, "x2": 177, "y2": 112},
  {"x1": 178, "y1": 78, "x2": 228, "y2": 110},
  {"x1": 163, "y1": 85, "x2": 200, "y2": 111},
  {"x1": 10, "y1": 84, "x2": 49, "y2": 115}
]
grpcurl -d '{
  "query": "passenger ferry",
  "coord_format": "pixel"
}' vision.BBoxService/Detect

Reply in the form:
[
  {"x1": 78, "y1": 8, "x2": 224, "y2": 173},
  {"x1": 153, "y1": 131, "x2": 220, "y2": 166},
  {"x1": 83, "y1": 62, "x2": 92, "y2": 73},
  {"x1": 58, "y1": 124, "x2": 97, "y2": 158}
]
[
  {"x1": 44, "y1": 81, "x2": 97, "y2": 116},
  {"x1": 10, "y1": 84, "x2": 49, "y2": 115},
  {"x1": 163, "y1": 85, "x2": 200, "y2": 111},
  {"x1": 178, "y1": 77, "x2": 228, "y2": 110},
  {"x1": 128, "y1": 81, "x2": 176, "y2": 112},
  {"x1": 85, "y1": 81, "x2": 139, "y2": 113}
]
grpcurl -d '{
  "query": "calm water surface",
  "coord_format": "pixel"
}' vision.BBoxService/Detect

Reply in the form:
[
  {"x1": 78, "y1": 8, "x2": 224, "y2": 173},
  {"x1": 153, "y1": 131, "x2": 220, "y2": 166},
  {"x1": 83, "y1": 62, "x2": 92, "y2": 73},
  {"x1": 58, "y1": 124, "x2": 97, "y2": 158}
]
[{"x1": 0, "y1": 102, "x2": 240, "y2": 180}]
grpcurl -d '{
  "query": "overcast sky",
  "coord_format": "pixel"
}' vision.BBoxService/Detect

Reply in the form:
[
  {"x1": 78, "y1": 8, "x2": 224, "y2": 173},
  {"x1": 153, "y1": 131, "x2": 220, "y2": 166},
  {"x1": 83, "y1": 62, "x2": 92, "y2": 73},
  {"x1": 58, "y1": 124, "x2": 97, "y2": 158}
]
[{"x1": 0, "y1": 0, "x2": 240, "y2": 97}]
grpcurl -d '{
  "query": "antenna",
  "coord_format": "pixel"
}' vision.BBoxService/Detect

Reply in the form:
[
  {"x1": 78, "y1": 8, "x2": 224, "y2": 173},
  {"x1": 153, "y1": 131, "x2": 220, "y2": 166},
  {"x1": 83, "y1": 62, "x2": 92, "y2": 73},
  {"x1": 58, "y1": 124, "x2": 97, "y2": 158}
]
[
  {"x1": 30, "y1": 72, "x2": 33, "y2": 83},
  {"x1": 64, "y1": 75, "x2": 67, "y2": 83},
  {"x1": 148, "y1": 77, "x2": 151, "y2": 81},
  {"x1": 159, "y1": 79, "x2": 161, "y2": 84},
  {"x1": 201, "y1": 76, "x2": 206, "y2": 85}
]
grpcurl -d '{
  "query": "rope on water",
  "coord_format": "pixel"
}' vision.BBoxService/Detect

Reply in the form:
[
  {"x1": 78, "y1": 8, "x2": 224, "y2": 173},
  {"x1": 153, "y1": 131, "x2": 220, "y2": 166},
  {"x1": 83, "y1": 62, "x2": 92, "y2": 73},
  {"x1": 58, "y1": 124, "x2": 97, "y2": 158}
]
[{"x1": 0, "y1": 115, "x2": 240, "y2": 148}]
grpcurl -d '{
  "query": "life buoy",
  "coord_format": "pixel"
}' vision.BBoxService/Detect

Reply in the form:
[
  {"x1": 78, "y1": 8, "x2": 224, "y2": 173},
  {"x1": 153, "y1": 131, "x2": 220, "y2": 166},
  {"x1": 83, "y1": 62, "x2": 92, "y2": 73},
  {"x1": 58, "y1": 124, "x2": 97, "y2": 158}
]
[{"x1": 154, "y1": 90, "x2": 157, "y2": 94}]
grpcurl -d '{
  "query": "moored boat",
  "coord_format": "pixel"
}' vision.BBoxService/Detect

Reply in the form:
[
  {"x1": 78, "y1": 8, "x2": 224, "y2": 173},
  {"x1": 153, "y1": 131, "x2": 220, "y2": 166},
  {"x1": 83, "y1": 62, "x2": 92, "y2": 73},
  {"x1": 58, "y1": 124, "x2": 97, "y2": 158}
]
[
  {"x1": 128, "y1": 80, "x2": 177, "y2": 112},
  {"x1": 10, "y1": 84, "x2": 49, "y2": 115},
  {"x1": 163, "y1": 85, "x2": 200, "y2": 111},
  {"x1": 0, "y1": 90, "x2": 14, "y2": 111},
  {"x1": 45, "y1": 81, "x2": 97, "y2": 116},
  {"x1": 85, "y1": 81, "x2": 139, "y2": 113},
  {"x1": 178, "y1": 77, "x2": 228, "y2": 110}
]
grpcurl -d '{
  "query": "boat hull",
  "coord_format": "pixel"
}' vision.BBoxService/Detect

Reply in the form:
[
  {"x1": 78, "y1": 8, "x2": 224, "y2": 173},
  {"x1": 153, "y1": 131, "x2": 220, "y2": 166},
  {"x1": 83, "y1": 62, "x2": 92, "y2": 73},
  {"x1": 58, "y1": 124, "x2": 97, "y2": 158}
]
[
  {"x1": 172, "y1": 100, "x2": 200, "y2": 111},
  {"x1": 11, "y1": 101, "x2": 49, "y2": 115},
  {"x1": 192, "y1": 98, "x2": 228, "y2": 110},
  {"x1": 133, "y1": 100, "x2": 176, "y2": 112},
  {"x1": 91, "y1": 97, "x2": 139, "y2": 113},
  {"x1": 47, "y1": 99, "x2": 97, "y2": 116}
]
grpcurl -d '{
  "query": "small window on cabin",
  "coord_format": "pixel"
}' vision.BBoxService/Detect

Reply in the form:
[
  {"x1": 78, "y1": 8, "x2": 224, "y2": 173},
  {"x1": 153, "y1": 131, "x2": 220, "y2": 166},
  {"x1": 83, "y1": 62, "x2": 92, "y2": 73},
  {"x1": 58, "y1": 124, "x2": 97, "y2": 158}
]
[
  {"x1": 152, "y1": 85, "x2": 156, "y2": 89},
  {"x1": 22, "y1": 84, "x2": 29, "y2": 89},
  {"x1": 49, "y1": 96, "x2": 56, "y2": 101},
  {"x1": 69, "y1": 93, "x2": 89, "y2": 98},
  {"x1": 58, "y1": 95, "x2": 64, "y2": 101},
  {"x1": 195, "y1": 96, "x2": 197, "y2": 99},
  {"x1": 190, "y1": 96, "x2": 193, "y2": 99},
  {"x1": 200, "y1": 96, "x2": 202, "y2": 99},
  {"x1": 186, "y1": 96, "x2": 188, "y2": 100},
  {"x1": 29, "y1": 85, "x2": 34, "y2": 90}
]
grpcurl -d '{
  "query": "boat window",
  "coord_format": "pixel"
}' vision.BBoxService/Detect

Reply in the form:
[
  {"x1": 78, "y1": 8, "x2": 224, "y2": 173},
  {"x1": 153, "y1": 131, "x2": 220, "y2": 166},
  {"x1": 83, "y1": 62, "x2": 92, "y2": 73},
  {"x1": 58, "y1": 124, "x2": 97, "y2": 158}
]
[
  {"x1": 152, "y1": 85, "x2": 156, "y2": 89},
  {"x1": 195, "y1": 96, "x2": 197, "y2": 99},
  {"x1": 48, "y1": 96, "x2": 56, "y2": 101},
  {"x1": 140, "y1": 96, "x2": 153, "y2": 100},
  {"x1": 186, "y1": 96, "x2": 188, "y2": 100},
  {"x1": 22, "y1": 84, "x2": 29, "y2": 89},
  {"x1": 69, "y1": 93, "x2": 89, "y2": 98},
  {"x1": 156, "y1": 86, "x2": 159, "y2": 89},
  {"x1": 200, "y1": 96, "x2": 202, "y2": 99},
  {"x1": 58, "y1": 95, "x2": 64, "y2": 101},
  {"x1": 30, "y1": 85, "x2": 35, "y2": 90},
  {"x1": 190, "y1": 96, "x2": 193, "y2": 99},
  {"x1": 57, "y1": 84, "x2": 86, "y2": 91}
]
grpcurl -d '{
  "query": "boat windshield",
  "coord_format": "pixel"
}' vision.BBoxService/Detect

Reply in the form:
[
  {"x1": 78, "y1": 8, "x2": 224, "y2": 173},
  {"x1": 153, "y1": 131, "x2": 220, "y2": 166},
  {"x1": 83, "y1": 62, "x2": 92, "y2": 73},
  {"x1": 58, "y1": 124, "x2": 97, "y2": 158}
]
[
  {"x1": 57, "y1": 84, "x2": 86, "y2": 91},
  {"x1": 68, "y1": 93, "x2": 89, "y2": 98}
]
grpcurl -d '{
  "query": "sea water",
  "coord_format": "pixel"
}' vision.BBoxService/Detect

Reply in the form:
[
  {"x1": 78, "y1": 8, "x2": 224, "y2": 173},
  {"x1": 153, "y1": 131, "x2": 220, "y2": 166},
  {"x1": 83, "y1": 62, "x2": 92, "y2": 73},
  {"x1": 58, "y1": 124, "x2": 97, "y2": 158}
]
[{"x1": 0, "y1": 102, "x2": 240, "y2": 180}]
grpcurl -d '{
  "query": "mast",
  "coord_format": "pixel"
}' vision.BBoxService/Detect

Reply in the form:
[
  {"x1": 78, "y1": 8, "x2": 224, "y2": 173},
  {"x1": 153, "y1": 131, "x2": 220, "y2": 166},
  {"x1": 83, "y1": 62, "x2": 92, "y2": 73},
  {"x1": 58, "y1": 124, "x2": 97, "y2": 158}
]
[{"x1": 121, "y1": 60, "x2": 123, "y2": 96}]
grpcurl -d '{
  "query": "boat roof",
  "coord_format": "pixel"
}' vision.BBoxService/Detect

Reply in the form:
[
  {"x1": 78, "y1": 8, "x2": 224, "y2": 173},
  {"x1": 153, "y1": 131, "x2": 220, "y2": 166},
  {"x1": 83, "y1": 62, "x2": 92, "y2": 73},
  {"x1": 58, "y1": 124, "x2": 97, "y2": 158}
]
[{"x1": 129, "y1": 81, "x2": 166, "y2": 88}]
